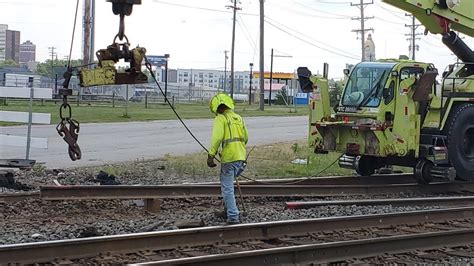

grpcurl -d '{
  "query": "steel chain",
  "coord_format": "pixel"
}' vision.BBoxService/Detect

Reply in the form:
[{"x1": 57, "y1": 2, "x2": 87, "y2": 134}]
[{"x1": 57, "y1": 93, "x2": 82, "y2": 161}]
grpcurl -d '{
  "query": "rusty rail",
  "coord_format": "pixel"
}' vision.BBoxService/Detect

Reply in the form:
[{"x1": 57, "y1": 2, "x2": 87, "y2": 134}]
[
  {"x1": 189, "y1": 173, "x2": 416, "y2": 186},
  {"x1": 140, "y1": 229, "x2": 474, "y2": 265},
  {"x1": 40, "y1": 182, "x2": 474, "y2": 200},
  {"x1": 2, "y1": 207, "x2": 474, "y2": 263},
  {"x1": 286, "y1": 195, "x2": 474, "y2": 209},
  {"x1": 0, "y1": 192, "x2": 39, "y2": 202}
]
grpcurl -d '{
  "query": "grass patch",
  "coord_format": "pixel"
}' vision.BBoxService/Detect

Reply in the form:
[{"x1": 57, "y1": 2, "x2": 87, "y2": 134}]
[
  {"x1": 0, "y1": 100, "x2": 307, "y2": 126},
  {"x1": 164, "y1": 141, "x2": 352, "y2": 180}
]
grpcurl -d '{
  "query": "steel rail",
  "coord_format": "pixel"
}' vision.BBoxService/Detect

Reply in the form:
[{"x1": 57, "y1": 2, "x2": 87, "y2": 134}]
[
  {"x1": 2, "y1": 207, "x2": 474, "y2": 263},
  {"x1": 286, "y1": 195, "x2": 474, "y2": 209},
  {"x1": 189, "y1": 173, "x2": 415, "y2": 186},
  {"x1": 40, "y1": 182, "x2": 474, "y2": 200},
  {"x1": 139, "y1": 228, "x2": 474, "y2": 265},
  {"x1": 0, "y1": 192, "x2": 39, "y2": 202}
]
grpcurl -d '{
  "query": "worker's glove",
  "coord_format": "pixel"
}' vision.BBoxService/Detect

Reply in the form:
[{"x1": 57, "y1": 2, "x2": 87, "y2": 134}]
[{"x1": 207, "y1": 155, "x2": 217, "y2": 168}]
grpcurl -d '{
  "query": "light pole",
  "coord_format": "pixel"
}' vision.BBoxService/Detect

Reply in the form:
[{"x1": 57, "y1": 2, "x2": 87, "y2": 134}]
[
  {"x1": 269, "y1": 48, "x2": 292, "y2": 106},
  {"x1": 249, "y1": 63, "x2": 253, "y2": 105},
  {"x1": 164, "y1": 54, "x2": 170, "y2": 103},
  {"x1": 223, "y1": 50, "x2": 229, "y2": 93},
  {"x1": 227, "y1": 0, "x2": 241, "y2": 99},
  {"x1": 259, "y1": 0, "x2": 265, "y2": 111}
]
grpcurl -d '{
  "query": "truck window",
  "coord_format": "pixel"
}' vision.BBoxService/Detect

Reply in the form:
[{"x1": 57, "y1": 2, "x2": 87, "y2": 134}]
[{"x1": 400, "y1": 67, "x2": 424, "y2": 82}]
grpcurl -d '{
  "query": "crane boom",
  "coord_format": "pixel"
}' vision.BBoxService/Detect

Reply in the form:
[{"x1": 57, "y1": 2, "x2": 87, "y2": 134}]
[{"x1": 382, "y1": 0, "x2": 474, "y2": 37}]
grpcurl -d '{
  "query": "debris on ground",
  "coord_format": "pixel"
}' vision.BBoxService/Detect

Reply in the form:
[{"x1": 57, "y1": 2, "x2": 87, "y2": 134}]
[{"x1": 90, "y1": 171, "x2": 121, "y2": 185}]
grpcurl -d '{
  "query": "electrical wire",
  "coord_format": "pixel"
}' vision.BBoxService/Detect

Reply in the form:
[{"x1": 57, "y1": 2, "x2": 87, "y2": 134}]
[
  {"x1": 264, "y1": 18, "x2": 359, "y2": 60},
  {"x1": 264, "y1": 16, "x2": 360, "y2": 59},
  {"x1": 236, "y1": 17, "x2": 257, "y2": 60},
  {"x1": 67, "y1": 0, "x2": 80, "y2": 68},
  {"x1": 152, "y1": 0, "x2": 258, "y2": 17},
  {"x1": 144, "y1": 58, "x2": 211, "y2": 154},
  {"x1": 237, "y1": 14, "x2": 258, "y2": 62},
  {"x1": 145, "y1": 59, "x2": 341, "y2": 185}
]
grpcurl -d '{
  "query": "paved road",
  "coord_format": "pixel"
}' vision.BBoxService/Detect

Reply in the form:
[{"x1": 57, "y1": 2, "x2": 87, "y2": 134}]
[{"x1": 1, "y1": 116, "x2": 308, "y2": 169}]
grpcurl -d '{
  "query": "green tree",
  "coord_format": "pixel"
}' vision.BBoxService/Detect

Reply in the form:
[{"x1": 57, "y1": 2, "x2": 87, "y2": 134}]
[
  {"x1": 329, "y1": 79, "x2": 344, "y2": 107},
  {"x1": 275, "y1": 87, "x2": 288, "y2": 105},
  {"x1": 0, "y1": 59, "x2": 19, "y2": 67},
  {"x1": 35, "y1": 59, "x2": 83, "y2": 77}
]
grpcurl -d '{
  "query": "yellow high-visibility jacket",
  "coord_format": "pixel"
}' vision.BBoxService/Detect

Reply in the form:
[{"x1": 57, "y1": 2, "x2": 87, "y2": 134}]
[{"x1": 209, "y1": 110, "x2": 248, "y2": 163}]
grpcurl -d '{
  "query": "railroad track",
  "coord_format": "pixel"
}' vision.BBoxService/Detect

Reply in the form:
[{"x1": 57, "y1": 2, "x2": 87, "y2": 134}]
[
  {"x1": 39, "y1": 181, "x2": 474, "y2": 200},
  {"x1": 1, "y1": 174, "x2": 413, "y2": 202},
  {"x1": 0, "y1": 192, "x2": 39, "y2": 202},
  {"x1": 140, "y1": 228, "x2": 474, "y2": 265},
  {"x1": 2, "y1": 206, "x2": 474, "y2": 264},
  {"x1": 285, "y1": 195, "x2": 474, "y2": 208}
]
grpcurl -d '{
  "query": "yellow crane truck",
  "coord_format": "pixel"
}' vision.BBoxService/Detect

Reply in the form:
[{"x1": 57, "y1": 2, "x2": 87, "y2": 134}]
[{"x1": 298, "y1": 0, "x2": 474, "y2": 183}]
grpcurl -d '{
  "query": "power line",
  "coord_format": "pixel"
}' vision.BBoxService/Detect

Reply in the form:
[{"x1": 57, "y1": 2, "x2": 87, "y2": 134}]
[
  {"x1": 152, "y1": 0, "x2": 257, "y2": 17},
  {"x1": 351, "y1": 0, "x2": 374, "y2": 61},
  {"x1": 264, "y1": 16, "x2": 359, "y2": 59},
  {"x1": 264, "y1": 19, "x2": 359, "y2": 60},
  {"x1": 405, "y1": 14, "x2": 422, "y2": 60},
  {"x1": 268, "y1": 1, "x2": 350, "y2": 20},
  {"x1": 236, "y1": 15, "x2": 257, "y2": 62}
]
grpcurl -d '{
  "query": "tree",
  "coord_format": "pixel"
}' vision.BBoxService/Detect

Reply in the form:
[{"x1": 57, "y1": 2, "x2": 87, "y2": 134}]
[
  {"x1": 329, "y1": 79, "x2": 344, "y2": 107},
  {"x1": 275, "y1": 87, "x2": 288, "y2": 105},
  {"x1": 35, "y1": 59, "x2": 83, "y2": 77},
  {"x1": 0, "y1": 59, "x2": 19, "y2": 67}
]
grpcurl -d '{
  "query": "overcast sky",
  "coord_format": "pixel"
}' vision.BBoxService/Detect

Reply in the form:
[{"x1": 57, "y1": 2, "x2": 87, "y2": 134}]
[{"x1": 2, "y1": 0, "x2": 472, "y2": 78}]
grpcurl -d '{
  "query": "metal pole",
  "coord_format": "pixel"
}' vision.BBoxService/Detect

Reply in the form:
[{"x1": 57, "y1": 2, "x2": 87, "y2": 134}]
[
  {"x1": 25, "y1": 77, "x2": 34, "y2": 160},
  {"x1": 230, "y1": 0, "x2": 238, "y2": 99},
  {"x1": 249, "y1": 63, "x2": 253, "y2": 105},
  {"x1": 412, "y1": 15, "x2": 416, "y2": 60},
  {"x1": 224, "y1": 51, "x2": 228, "y2": 93},
  {"x1": 90, "y1": 0, "x2": 95, "y2": 64},
  {"x1": 269, "y1": 48, "x2": 273, "y2": 106},
  {"x1": 165, "y1": 54, "x2": 169, "y2": 102},
  {"x1": 145, "y1": 89, "x2": 148, "y2": 108},
  {"x1": 360, "y1": 0, "x2": 365, "y2": 61},
  {"x1": 259, "y1": 0, "x2": 265, "y2": 111},
  {"x1": 54, "y1": 74, "x2": 58, "y2": 96},
  {"x1": 125, "y1": 84, "x2": 129, "y2": 117}
]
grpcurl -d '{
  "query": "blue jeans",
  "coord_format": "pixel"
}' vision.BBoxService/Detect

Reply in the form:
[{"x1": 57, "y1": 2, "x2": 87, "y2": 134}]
[{"x1": 220, "y1": 161, "x2": 245, "y2": 222}]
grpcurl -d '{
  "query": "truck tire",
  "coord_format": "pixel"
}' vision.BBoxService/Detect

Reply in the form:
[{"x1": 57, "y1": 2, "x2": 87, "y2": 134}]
[
  {"x1": 355, "y1": 156, "x2": 376, "y2": 176},
  {"x1": 445, "y1": 103, "x2": 474, "y2": 181}
]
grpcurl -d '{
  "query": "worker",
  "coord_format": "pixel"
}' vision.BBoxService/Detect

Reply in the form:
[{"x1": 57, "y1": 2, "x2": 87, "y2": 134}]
[{"x1": 207, "y1": 93, "x2": 248, "y2": 225}]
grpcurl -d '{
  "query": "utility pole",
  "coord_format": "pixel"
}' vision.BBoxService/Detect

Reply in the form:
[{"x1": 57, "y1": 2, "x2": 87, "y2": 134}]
[
  {"x1": 223, "y1": 50, "x2": 229, "y2": 92},
  {"x1": 259, "y1": 0, "x2": 265, "y2": 111},
  {"x1": 90, "y1": 0, "x2": 95, "y2": 64},
  {"x1": 269, "y1": 48, "x2": 273, "y2": 106},
  {"x1": 249, "y1": 62, "x2": 253, "y2": 105},
  {"x1": 227, "y1": 0, "x2": 241, "y2": 99},
  {"x1": 269, "y1": 49, "x2": 292, "y2": 106},
  {"x1": 83, "y1": 0, "x2": 91, "y2": 66},
  {"x1": 351, "y1": 0, "x2": 374, "y2": 62},
  {"x1": 164, "y1": 54, "x2": 170, "y2": 103},
  {"x1": 48, "y1": 46, "x2": 56, "y2": 78},
  {"x1": 405, "y1": 14, "x2": 422, "y2": 60}
]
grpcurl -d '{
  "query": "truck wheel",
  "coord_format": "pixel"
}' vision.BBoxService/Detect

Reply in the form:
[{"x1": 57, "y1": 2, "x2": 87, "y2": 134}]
[
  {"x1": 355, "y1": 156, "x2": 376, "y2": 176},
  {"x1": 445, "y1": 104, "x2": 474, "y2": 181},
  {"x1": 414, "y1": 159, "x2": 434, "y2": 184}
]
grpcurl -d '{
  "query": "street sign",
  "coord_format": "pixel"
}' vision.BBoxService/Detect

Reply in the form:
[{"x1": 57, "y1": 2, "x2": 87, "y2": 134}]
[{"x1": 147, "y1": 55, "x2": 167, "y2": 67}]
